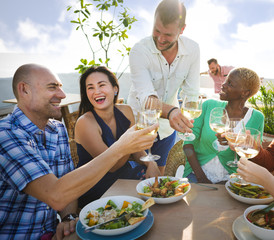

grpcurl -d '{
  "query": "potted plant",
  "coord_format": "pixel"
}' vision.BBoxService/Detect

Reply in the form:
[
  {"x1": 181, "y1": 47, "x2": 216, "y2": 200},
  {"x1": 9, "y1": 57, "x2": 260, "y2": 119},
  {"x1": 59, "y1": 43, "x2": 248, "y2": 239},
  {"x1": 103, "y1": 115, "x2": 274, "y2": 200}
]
[{"x1": 248, "y1": 81, "x2": 274, "y2": 148}]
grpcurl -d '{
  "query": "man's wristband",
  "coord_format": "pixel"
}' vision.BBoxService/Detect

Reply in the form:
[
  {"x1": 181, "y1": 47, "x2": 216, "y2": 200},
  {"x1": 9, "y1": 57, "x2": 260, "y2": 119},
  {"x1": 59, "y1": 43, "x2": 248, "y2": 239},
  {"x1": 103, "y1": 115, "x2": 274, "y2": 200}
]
[
  {"x1": 167, "y1": 107, "x2": 178, "y2": 120},
  {"x1": 62, "y1": 213, "x2": 79, "y2": 222}
]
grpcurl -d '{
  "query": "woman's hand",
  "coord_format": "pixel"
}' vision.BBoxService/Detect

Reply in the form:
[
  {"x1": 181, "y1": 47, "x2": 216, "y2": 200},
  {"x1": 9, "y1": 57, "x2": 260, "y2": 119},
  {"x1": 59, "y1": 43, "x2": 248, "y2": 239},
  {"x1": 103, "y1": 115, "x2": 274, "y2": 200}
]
[
  {"x1": 144, "y1": 161, "x2": 161, "y2": 178},
  {"x1": 216, "y1": 132, "x2": 228, "y2": 146},
  {"x1": 237, "y1": 157, "x2": 274, "y2": 196},
  {"x1": 221, "y1": 133, "x2": 235, "y2": 151},
  {"x1": 237, "y1": 157, "x2": 268, "y2": 185},
  {"x1": 117, "y1": 124, "x2": 159, "y2": 156}
]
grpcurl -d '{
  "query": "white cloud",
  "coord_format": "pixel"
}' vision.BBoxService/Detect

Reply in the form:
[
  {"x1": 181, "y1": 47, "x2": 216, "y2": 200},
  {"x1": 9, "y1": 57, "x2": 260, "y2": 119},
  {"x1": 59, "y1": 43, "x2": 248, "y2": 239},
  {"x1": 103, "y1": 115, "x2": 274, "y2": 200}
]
[
  {"x1": 18, "y1": 18, "x2": 49, "y2": 42},
  {"x1": 1, "y1": 0, "x2": 274, "y2": 79},
  {"x1": 58, "y1": 9, "x2": 68, "y2": 23},
  {"x1": 0, "y1": 39, "x2": 8, "y2": 52},
  {"x1": 184, "y1": 1, "x2": 232, "y2": 72},
  {"x1": 16, "y1": 18, "x2": 69, "y2": 53},
  {"x1": 6, "y1": 2, "x2": 134, "y2": 74},
  {"x1": 184, "y1": 0, "x2": 274, "y2": 78},
  {"x1": 228, "y1": 20, "x2": 274, "y2": 77}
]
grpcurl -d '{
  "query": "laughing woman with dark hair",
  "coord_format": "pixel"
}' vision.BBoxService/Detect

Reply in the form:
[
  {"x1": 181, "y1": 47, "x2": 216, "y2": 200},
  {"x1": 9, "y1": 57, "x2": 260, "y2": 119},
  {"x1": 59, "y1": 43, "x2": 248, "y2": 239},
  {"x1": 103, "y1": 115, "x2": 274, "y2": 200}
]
[{"x1": 75, "y1": 66, "x2": 160, "y2": 208}]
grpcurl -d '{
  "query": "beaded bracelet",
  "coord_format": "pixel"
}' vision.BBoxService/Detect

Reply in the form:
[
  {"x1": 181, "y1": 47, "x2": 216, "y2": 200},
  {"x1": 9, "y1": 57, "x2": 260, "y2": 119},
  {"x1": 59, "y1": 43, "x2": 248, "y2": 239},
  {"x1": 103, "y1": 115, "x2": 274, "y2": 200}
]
[{"x1": 167, "y1": 107, "x2": 178, "y2": 120}]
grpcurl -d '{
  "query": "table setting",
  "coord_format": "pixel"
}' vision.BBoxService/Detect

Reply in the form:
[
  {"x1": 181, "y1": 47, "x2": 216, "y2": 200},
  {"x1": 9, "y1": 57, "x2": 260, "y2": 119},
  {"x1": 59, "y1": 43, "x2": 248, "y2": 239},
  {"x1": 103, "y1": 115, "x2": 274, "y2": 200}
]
[
  {"x1": 76, "y1": 195, "x2": 154, "y2": 239},
  {"x1": 74, "y1": 175, "x2": 273, "y2": 240},
  {"x1": 225, "y1": 176, "x2": 274, "y2": 240},
  {"x1": 136, "y1": 176, "x2": 191, "y2": 204}
]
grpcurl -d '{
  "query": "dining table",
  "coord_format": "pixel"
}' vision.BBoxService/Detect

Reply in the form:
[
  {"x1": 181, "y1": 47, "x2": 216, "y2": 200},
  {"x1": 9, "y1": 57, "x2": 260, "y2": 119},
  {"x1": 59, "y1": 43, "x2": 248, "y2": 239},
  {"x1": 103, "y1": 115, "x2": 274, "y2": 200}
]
[
  {"x1": 97, "y1": 179, "x2": 250, "y2": 240},
  {"x1": 2, "y1": 93, "x2": 80, "y2": 134}
]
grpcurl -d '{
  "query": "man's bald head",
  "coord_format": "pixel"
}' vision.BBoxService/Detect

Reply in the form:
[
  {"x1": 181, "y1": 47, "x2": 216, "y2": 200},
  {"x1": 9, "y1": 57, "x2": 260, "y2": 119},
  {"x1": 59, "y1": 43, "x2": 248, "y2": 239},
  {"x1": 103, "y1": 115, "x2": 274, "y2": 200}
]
[{"x1": 12, "y1": 63, "x2": 48, "y2": 99}]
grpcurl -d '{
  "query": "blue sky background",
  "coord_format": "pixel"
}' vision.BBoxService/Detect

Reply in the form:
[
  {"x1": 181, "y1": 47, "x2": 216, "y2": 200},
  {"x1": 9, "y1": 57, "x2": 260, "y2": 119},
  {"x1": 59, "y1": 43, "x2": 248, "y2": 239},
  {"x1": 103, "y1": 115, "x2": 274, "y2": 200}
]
[{"x1": 0, "y1": 0, "x2": 274, "y2": 78}]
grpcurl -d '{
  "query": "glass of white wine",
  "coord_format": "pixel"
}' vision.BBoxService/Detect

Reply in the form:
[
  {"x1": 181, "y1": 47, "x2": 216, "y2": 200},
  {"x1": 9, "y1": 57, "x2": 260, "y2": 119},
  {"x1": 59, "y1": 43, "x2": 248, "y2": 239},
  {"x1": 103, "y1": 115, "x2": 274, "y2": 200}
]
[
  {"x1": 209, "y1": 107, "x2": 230, "y2": 150},
  {"x1": 231, "y1": 127, "x2": 261, "y2": 184},
  {"x1": 178, "y1": 95, "x2": 203, "y2": 141},
  {"x1": 234, "y1": 128, "x2": 261, "y2": 159},
  {"x1": 138, "y1": 96, "x2": 162, "y2": 162},
  {"x1": 225, "y1": 118, "x2": 245, "y2": 167}
]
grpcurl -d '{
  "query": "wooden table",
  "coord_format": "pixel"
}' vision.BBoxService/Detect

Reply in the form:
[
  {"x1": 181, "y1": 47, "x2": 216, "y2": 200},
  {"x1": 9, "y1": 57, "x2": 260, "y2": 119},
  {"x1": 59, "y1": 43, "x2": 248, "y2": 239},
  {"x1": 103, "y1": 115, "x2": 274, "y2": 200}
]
[
  {"x1": 101, "y1": 179, "x2": 249, "y2": 240},
  {"x1": 3, "y1": 93, "x2": 80, "y2": 114},
  {"x1": 3, "y1": 93, "x2": 80, "y2": 136},
  {"x1": 3, "y1": 93, "x2": 80, "y2": 104}
]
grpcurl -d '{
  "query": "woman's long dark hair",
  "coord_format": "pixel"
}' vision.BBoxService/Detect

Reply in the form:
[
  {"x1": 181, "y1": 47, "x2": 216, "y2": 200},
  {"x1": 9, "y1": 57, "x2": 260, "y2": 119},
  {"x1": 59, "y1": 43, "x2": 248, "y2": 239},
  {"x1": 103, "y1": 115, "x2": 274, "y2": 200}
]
[{"x1": 78, "y1": 66, "x2": 120, "y2": 117}]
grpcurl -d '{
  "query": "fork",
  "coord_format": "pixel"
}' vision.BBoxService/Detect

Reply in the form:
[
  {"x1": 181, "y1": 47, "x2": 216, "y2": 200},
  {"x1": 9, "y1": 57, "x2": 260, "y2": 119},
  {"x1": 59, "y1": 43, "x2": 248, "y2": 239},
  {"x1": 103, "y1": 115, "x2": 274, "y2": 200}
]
[
  {"x1": 84, "y1": 211, "x2": 136, "y2": 232},
  {"x1": 251, "y1": 201, "x2": 274, "y2": 217}
]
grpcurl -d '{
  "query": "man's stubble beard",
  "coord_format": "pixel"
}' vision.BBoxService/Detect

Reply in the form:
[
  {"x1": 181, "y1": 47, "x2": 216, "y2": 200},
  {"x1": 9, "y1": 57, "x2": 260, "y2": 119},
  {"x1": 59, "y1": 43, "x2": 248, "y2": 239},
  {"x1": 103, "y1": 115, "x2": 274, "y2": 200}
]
[{"x1": 153, "y1": 37, "x2": 177, "y2": 52}]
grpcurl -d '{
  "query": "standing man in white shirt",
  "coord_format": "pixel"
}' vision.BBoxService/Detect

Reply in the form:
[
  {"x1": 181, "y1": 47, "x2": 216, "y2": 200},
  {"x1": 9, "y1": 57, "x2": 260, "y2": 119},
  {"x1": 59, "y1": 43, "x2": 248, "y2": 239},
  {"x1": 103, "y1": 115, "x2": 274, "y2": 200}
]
[{"x1": 127, "y1": 0, "x2": 200, "y2": 175}]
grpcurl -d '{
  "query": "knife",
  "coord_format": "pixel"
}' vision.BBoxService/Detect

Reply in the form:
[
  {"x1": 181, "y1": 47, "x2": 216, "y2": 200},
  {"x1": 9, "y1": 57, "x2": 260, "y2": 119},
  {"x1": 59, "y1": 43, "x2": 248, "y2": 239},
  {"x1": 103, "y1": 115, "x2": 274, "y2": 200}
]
[
  {"x1": 194, "y1": 183, "x2": 218, "y2": 190},
  {"x1": 84, "y1": 211, "x2": 136, "y2": 232}
]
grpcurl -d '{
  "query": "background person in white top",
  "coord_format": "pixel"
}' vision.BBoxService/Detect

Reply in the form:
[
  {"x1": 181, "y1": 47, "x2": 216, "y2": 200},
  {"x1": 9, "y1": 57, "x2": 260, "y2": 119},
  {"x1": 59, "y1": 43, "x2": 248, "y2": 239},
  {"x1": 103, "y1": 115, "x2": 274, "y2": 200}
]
[{"x1": 127, "y1": 0, "x2": 200, "y2": 175}]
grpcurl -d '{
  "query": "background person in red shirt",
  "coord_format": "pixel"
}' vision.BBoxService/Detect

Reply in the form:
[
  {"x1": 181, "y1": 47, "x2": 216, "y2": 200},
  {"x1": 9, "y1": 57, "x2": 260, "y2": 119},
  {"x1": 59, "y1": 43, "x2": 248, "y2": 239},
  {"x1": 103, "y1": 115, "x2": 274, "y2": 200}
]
[{"x1": 201, "y1": 58, "x2": 234, "y2": 93}]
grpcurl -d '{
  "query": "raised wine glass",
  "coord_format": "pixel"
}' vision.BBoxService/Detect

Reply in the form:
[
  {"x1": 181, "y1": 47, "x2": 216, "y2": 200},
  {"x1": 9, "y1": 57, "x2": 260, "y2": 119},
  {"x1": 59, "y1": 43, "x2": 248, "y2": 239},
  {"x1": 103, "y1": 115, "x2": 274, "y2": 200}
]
[
  {"x1": 178, "y1": 95, "x2": 203, "y2": 141},
  {"x1": 235, "y1": 127, "x2": 261, "y2": 160},
  {"x1": 209, "y1": 107, "x2": 230, "y2": 151},
  {"x1": 225, "y1": 118, "x2": 245, "y2": 167},
  {"x1": 138, "y1": 96, "x2": 162, "y2": 162},
  {"x1": 231, "y1": 127, "x2": 261, "y2": 184}
]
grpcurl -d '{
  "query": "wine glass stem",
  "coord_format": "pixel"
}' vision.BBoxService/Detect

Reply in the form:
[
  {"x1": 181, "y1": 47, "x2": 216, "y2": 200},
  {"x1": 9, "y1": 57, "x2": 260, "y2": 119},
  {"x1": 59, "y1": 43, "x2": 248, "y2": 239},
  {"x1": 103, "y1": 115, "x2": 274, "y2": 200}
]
[
  {"x1": 237, "y1": 158, "x2": 248, "y2": 184},
  {"x1": 148, "y1": 148, "x2": 152, "y2": 156},
  {"x1": 233, "y1": 152, "x2": 237, "y2": 163}
]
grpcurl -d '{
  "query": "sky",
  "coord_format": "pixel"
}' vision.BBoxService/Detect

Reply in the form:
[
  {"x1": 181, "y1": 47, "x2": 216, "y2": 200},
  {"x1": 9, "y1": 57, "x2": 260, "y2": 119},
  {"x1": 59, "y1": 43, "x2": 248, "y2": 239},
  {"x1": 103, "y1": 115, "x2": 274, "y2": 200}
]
[{"x1": 0, "y1": 0, "x2": 274, "y2": 78}]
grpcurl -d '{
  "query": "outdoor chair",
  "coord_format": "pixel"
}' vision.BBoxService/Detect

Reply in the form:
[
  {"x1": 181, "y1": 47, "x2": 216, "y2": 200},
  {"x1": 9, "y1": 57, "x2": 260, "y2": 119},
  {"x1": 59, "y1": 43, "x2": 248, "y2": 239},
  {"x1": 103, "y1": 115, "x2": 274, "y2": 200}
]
[
  {"x1": 65, "y1": 110, "x2": 79, "y2": 140},
  {"x1": 164, "y1": 139, "x2": 186, "y2": 177},
  {"x1": 69, "y1": 139, "x2": 79, "y2": 167},
  {"x1": 66, "y1": 110, "x2": 79, "y2": 167}
]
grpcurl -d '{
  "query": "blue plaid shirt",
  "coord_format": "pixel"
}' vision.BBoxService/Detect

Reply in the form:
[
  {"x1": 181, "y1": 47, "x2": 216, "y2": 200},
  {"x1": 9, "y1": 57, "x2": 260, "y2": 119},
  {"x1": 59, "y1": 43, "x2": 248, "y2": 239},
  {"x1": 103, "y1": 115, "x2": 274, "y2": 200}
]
[{"x1": 0, "y1": 106, "x2": 74, "y2": 240}]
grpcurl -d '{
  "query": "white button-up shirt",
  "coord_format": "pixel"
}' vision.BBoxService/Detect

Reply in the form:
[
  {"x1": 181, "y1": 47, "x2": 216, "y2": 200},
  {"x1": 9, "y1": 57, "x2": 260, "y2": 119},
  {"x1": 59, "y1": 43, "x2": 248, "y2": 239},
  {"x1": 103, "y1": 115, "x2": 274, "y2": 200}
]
[{"x1": 127, "y1": 36, "x2": 200, "y2": 139}]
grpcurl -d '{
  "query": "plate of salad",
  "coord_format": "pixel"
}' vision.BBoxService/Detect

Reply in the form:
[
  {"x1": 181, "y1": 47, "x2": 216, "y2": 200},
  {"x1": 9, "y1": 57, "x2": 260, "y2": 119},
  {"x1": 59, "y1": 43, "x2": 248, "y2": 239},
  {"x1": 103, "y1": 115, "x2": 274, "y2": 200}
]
[
  {"x1": 225, "y1": 181, "x2": 273, "y2": 204},
  {"x1": 79, "y1": 195, "x2": 152, "y2": 236},
  {"x1": 136, "y1": 176, "x2": 191, "y2": 204}
]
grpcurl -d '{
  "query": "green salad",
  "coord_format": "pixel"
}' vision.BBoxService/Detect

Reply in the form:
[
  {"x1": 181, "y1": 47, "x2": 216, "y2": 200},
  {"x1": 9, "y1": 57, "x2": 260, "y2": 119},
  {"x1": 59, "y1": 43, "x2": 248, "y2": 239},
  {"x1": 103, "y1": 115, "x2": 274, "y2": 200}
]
[
  {"x1": 142, "y1": 177, "x2": 190, "y2": 198},
  {"x1": 85, "y1": 199, "x2": 144, "y2": 229}
]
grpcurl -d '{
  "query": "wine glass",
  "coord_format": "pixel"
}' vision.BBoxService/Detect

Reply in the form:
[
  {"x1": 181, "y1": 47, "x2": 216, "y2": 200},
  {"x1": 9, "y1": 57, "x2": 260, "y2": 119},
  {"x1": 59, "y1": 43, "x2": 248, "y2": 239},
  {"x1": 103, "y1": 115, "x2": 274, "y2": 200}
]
[
  {"x1": 225, "y1": 118, "x2": 244, "y2": 167},
  {"x1": 235, "y1": 128, "x2": 261, "y2": 159},
  {"x1": 231, "y1": 127, "x2": 261, "y2": 184},
  {"x1": 138, "y1": 96, "x2": 162, "y2": 161},
  {"x1": 178, "y1": 95, "x2": 203, "y2": 141},
  {"x1": 209, "y1": 107, "x2": 230, "y2": 150}
]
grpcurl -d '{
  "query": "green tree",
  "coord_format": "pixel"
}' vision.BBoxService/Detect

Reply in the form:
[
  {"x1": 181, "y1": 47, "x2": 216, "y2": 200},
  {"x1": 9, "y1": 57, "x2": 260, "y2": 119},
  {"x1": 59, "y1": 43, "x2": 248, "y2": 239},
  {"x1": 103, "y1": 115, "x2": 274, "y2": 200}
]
[
  {"x1": 67, "y1": 0, "x2": 137, "y2": 78},
  {"x1": 248, "y1": 81, "x2": 274, "y2": 134}
]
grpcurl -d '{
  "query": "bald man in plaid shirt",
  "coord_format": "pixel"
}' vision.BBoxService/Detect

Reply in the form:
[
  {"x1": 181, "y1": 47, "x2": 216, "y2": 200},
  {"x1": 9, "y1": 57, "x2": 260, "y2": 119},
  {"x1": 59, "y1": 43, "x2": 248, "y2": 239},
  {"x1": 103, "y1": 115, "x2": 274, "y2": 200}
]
[{"x1": 0, "y1": 64, "x2": 158, "y2": 239}]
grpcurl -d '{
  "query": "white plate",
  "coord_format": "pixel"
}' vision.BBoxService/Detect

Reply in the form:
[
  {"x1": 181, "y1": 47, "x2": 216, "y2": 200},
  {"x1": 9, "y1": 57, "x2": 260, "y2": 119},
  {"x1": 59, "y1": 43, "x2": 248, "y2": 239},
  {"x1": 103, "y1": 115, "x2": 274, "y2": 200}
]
[
  {"x1": 225, "y1": 181, "x2": 273, "y2": 204},
  {"x1": 233, "y1": 215, "x2": 259, "y2": 240},
  {"x1": 79, "y1": 195, "x2": 148, "y2": 236},
  {"x1": 136, "y1": 176, "x2": 191, "y2": 204},
  {"x1": 77, "y1": 210, "x2": 154, "y2": 240}
]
